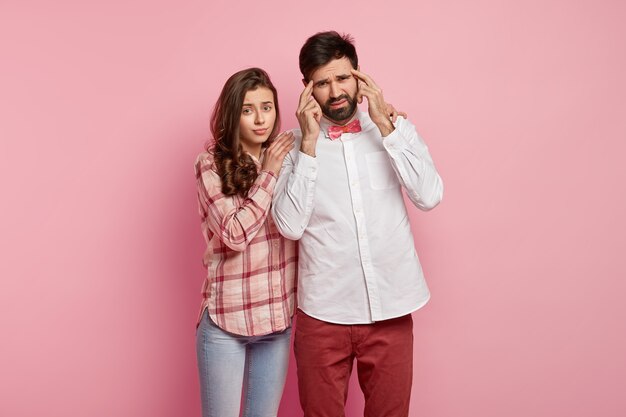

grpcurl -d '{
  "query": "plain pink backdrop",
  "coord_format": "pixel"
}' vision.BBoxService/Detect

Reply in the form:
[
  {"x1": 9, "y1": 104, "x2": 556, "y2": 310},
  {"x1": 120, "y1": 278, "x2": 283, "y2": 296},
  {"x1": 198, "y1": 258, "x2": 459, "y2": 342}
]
[{"x1": 1, "y1": 1, "x2": 625, "y2": 416}]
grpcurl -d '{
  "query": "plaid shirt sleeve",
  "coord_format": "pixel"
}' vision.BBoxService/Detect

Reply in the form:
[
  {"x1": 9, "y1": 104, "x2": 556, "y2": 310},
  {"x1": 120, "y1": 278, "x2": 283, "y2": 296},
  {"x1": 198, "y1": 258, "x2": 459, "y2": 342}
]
[{"x1": 196, "y1": 156, "x2": 277, "y2": 252}]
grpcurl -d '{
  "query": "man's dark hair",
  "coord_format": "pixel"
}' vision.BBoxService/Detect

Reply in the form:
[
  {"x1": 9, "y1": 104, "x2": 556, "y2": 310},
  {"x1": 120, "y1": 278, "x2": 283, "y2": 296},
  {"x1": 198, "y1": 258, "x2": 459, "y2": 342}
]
[{"x1": 299, "y1": 31, "x2": 358, "y2": 81}]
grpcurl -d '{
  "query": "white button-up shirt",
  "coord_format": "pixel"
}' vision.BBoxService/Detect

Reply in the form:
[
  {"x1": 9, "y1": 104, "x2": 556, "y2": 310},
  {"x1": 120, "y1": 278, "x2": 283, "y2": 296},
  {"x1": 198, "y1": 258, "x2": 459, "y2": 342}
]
[{"x1": 272, "y1": 110, "x2": 443, "y2": 324}]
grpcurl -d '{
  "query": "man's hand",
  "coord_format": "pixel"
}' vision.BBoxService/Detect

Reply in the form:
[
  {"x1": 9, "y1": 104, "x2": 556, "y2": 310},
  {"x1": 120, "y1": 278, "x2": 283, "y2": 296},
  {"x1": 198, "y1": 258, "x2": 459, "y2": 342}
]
[
  {"x1": 296, "y1": 81, "x2": 322, "y2": 157},
  {"x1": 262, "y1": 131, "x2": 295, "y2": 176},
  {"x1": 352, "y1": 69, "x2": 395, "y2": 137}
]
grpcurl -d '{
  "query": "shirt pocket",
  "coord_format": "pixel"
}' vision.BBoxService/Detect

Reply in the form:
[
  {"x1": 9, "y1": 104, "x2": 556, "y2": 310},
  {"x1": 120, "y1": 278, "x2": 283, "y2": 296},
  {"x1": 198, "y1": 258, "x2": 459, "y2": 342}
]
[{"x1": 365, "y1": 151, "x2": 397, "y2": 190}]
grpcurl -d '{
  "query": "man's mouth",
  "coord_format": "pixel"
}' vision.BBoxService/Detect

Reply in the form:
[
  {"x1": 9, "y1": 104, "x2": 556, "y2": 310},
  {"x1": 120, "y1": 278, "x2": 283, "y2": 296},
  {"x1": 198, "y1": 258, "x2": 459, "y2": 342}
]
[{"x1": 330, "y1": 99, "x2": 347, "y2": 108}]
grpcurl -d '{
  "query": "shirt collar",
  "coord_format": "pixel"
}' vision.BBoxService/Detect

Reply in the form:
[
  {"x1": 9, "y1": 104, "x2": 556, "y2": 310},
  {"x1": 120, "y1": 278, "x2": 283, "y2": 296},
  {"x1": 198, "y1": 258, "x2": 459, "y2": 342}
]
[{"x1": 245, "y1": 151, "x2": 263, "y2": 168}]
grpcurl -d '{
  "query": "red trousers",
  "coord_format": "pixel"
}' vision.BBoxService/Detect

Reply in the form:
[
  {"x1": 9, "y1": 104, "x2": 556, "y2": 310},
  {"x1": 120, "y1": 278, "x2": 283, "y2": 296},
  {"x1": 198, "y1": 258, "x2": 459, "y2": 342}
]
[{"x1": 294, "y1": 309, "x2": 414, "y2": 417}]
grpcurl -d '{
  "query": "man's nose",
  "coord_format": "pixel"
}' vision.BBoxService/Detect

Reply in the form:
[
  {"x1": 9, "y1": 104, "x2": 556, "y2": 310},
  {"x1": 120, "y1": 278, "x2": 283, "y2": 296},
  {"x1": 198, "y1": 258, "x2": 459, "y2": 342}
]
[{"x1": 329, "y1": 82, "x2": 341, "y2": 99}]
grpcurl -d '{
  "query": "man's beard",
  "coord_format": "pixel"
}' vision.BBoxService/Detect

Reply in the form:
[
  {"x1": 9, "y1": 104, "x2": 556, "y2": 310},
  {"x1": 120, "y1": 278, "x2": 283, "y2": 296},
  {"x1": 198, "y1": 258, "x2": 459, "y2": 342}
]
[{"x1": 321, "y1": 94, "x2": 357, "y2": 123}]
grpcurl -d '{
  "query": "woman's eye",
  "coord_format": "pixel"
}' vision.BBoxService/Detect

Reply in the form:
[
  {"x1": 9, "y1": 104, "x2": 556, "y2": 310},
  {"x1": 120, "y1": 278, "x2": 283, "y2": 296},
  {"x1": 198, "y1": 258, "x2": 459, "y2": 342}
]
[{"x1": 263, "y1": 106, "x2": 272, "y2": 111}]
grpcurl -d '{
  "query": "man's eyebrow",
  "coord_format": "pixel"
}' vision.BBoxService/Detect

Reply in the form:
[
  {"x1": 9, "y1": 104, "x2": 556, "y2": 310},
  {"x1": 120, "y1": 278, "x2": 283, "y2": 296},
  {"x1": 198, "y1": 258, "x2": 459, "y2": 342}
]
[
  {"x1": 314, "y1": 78, "x2": 330, "y2": 86},
  {"x1": 314, "y1": 74, "x2": 351, "y2": 85}
]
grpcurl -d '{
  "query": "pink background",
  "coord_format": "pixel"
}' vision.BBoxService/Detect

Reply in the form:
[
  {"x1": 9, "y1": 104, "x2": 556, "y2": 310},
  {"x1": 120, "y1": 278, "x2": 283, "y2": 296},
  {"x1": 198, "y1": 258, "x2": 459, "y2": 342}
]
[{"x1": 1, "y1": 0, "x2": 625, "y2": 416}]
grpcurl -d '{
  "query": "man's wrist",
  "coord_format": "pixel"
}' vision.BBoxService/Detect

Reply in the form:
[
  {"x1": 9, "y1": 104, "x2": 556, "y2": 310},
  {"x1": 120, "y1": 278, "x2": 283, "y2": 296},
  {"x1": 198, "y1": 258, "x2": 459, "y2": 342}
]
[
  {"x1": 300, "y1": 137, "x2": 317, "y2": 157},
  {"x1": 376, "y1": 119, "x2": 395, "y2": 137}
]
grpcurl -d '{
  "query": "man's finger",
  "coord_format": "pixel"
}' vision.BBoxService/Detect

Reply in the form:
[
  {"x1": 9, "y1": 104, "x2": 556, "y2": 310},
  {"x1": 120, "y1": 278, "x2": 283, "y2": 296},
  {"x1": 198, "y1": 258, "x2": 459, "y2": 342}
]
[
  {"x1": 351, "y1": 69, "x2": 379, "y2": 90},
  {"x1": 357, "y1": 84, "x2": 376, "y2": 103},
  {"x1": 351, "y1": 68, "x2": 368, "y2": 85},
  {"x1": 298, "y1": 81, "x2": 314, "y2": 109},
  {"x1": 301, "y1": 97, "x2": 320, "y2": 114}
]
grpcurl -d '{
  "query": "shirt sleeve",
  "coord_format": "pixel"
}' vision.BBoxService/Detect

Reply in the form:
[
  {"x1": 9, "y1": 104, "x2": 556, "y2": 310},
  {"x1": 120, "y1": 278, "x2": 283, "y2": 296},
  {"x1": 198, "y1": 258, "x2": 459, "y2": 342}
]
[
  {"x1": 196, "y1": 158, "x2": 277, "y2": 251},
  {"x1": 271, "y1": 136, "x2": 318, "y2": 240},
  {"x1": 382, "y1": 117, "x2": 444, "y2": 210}
]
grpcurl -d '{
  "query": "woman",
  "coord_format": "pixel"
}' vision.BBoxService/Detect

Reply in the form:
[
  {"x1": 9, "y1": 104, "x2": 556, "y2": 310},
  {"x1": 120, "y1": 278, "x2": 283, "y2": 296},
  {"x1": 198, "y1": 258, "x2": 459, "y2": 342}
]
[{"x1": 194, "y1": 68, "x2": 296, "y2": 417}]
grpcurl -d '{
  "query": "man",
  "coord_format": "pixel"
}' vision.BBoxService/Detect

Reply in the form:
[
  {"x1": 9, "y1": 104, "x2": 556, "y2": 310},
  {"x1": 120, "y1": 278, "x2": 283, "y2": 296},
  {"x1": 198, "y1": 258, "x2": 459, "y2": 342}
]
[{"x1": 272, "y1": 31, "x2": 443, "y2": 417}]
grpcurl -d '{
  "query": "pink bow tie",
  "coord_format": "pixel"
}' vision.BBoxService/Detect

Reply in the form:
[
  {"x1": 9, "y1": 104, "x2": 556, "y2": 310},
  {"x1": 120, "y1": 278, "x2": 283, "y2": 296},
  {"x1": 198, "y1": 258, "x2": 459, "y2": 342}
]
[{"x1": 327, "y1": 119, "x2": 362, "y2": 140}]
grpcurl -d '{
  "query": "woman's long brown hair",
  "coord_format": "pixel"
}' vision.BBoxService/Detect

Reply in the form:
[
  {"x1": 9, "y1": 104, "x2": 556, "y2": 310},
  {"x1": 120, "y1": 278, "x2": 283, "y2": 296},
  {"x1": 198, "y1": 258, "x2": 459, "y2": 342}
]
[{"x1": 209, "y1": 68, "x2": 281, "y2": 197}]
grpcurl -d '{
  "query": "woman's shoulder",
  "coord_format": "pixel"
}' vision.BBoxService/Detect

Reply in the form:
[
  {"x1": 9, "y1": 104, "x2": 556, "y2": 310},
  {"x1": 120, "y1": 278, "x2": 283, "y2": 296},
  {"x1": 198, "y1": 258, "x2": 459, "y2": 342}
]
[{"x1": 194, "y1": 150, "x2": 218, "y2": 175}]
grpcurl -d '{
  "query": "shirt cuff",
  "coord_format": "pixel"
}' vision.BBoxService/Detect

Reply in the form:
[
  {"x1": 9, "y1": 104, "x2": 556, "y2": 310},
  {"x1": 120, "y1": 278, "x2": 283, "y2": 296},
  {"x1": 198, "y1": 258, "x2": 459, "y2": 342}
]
[
  {"x1": 256, "y1": 170, "x2": 278, "y2": 193},
  {"x1": 382, "y1": 125, "x2": 411, "y2": 152},
  {"x1": 383, "y1": 117, "x2": 413, "y2": 153},
  {"x1": 293, "y1": 151, "x2": 318, "y2": 179}
]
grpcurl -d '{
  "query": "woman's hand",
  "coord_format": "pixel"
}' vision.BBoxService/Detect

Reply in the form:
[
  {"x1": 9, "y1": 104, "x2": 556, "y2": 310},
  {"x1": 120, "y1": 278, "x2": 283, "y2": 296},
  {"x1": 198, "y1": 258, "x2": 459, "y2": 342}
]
[{"x1": 262, "y1": 131, "x2": 295, "y2": 176}]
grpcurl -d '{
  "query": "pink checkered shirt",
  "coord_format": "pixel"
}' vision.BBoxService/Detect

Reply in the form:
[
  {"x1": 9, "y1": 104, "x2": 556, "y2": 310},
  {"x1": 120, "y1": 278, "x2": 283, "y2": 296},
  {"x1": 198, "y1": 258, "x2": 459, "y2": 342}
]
[{"x1": 194, "y1": 151, "x2": 297, "y2": 336}]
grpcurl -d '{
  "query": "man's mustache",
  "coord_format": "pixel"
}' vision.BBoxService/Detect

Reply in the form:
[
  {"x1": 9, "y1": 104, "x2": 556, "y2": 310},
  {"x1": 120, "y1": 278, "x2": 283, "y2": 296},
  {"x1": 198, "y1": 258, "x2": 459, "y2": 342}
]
[{"x1": 327, "y1": 95, "x2": 351, "y2": 105}]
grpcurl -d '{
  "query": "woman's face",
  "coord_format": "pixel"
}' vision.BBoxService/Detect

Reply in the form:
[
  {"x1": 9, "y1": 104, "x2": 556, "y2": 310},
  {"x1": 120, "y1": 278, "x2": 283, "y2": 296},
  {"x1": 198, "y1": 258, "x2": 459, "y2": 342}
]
[{"x1": 238, "y1": 87, "x2": 276, "y2": 156}]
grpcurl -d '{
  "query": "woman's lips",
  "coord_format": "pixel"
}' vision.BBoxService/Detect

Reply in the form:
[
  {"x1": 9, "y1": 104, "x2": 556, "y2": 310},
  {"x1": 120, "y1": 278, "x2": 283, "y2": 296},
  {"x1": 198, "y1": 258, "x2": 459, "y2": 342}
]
[{"x1": 253, "y1": 128, "x2": 268, "y2": 135}]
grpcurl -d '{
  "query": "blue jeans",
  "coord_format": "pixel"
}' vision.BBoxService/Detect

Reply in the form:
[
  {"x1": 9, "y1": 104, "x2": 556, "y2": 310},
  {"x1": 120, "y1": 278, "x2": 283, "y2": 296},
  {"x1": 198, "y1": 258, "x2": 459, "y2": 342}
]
[{"x1": 196, "y1": 311, "x2": 291, "y2": 417}]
